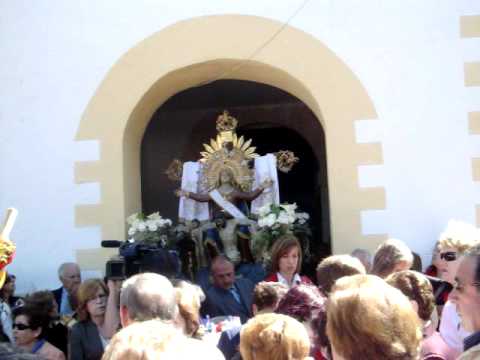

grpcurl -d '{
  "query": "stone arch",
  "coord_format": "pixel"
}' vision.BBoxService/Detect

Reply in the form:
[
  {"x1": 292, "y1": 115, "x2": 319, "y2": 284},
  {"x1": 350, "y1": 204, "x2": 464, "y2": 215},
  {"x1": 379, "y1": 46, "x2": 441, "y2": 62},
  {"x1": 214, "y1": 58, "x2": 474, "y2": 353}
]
[{"x1": 74, "y1": 15, "x2": 385, "y2": 269}]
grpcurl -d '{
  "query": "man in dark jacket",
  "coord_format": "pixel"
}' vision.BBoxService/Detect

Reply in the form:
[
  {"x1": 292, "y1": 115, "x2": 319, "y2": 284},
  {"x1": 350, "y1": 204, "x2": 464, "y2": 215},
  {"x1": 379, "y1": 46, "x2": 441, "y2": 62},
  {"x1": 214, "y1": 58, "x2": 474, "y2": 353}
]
[
  {"x1": 201, "y1": 256, "x2": 254, "y2": 324},
  {"x1": 51, "y1": 263, "x2": 81, "y2": 316}
]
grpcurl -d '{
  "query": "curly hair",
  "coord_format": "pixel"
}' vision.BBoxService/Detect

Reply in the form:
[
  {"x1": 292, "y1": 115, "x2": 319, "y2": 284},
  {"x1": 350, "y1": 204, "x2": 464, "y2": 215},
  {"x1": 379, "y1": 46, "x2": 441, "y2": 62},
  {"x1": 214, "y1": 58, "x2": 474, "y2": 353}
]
[
  {"x1": 275, "y1": 284, "x2": 329, "y2": 352},
  {"x1": 437, "y1": 220, "x2": 479, "y2": 253},
  {"x1": 253, "y1": 281, "x2": 288, "y2": 312},
  {"x1": 386, "y1": 270, "x2": 435, "y2": 322}
]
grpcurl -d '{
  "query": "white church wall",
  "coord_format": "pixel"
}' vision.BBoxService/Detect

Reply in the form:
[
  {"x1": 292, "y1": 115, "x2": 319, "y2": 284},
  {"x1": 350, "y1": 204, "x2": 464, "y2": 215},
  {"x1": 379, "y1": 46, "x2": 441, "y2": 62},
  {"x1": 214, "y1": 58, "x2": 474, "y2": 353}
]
[{"x1": 1, "y1": 0, "x2": 479, "y2": 292}]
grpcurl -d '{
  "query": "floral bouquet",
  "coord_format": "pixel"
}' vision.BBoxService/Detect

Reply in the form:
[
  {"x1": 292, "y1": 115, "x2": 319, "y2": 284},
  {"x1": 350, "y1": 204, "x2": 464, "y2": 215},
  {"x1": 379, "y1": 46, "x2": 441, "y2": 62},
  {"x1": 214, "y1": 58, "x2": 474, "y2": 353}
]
[
  {"x1": 126, "y1": 212, "x2": 173, "y2": 246},
  {"x1": 252, "y1": 203, "x2": 310, "y2": 264}
]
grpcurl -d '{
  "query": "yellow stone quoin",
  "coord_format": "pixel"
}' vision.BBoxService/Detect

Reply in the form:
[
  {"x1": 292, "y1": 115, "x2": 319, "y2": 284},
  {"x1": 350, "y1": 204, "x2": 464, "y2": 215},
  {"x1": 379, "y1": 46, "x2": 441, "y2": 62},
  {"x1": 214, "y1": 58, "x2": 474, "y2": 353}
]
[{"x1": 462, "y1": 14, "x2": 480, "y2": 226}]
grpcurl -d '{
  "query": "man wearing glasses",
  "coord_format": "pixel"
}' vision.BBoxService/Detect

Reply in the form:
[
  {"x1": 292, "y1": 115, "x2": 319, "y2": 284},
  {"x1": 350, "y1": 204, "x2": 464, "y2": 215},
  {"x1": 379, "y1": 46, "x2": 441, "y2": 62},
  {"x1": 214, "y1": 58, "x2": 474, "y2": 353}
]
[
  {"x1": 52, "y1": 263, "x2": 82, "y2": 317},
  {"x1": 450, "y1": 243, "x2": 480, "y2": 360},
  {"x1": 436, "y1": 220, "x2": 479, "y2": 354}
]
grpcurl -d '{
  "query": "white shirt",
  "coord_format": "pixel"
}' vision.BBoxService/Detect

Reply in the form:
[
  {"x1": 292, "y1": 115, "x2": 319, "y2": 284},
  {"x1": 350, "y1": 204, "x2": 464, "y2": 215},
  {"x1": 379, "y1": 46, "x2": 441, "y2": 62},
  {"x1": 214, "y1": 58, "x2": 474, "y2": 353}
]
[
  {"x1": 276, "y1": 272, "x2": 302, "y2": 288},
  {"x1": 439, "y1": 301, "x2": 472, "y2": 351}
]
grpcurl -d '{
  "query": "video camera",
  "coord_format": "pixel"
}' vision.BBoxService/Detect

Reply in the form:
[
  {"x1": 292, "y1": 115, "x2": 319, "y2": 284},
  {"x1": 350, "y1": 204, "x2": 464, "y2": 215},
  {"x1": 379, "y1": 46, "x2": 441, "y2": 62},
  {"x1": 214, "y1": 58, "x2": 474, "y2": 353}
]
[{"x1": 101, "y1": 240, "x2": 181, "y2": 280}]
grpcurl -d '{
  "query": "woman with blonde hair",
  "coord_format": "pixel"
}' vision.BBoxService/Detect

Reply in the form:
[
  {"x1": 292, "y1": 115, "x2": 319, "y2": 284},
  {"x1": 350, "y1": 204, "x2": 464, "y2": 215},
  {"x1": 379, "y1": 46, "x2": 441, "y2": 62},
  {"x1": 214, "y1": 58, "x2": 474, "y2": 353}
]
[
  {"x1": 265, "y1": 234, "x2": 312, "y2": 288},
  {"x1": 240, "y1": 313, "x2": 311, "y2": 360},
  {"x1": 173, "y1": 280, "x2": 205, "y2": 339},
  {"x1": 69, "y1": 279, "x2": 120, "y2": 360},
  {"x1": 371, "y1": 238, "x2": 413, "y2": 278},
  {"x1": 436, "y1": 220, "x2": 478, "y2": 285},
  {"x1": 326, "y1": 274, "x2": 422, "y2": 360}
]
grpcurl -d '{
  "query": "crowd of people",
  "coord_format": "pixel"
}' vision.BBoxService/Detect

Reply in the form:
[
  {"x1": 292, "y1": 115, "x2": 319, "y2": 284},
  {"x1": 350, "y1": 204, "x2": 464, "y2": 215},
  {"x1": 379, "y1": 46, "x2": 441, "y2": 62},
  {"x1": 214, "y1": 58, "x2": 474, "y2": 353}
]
[{"x1": 0, "y1": 220, "x2": 479, "y2": 360}]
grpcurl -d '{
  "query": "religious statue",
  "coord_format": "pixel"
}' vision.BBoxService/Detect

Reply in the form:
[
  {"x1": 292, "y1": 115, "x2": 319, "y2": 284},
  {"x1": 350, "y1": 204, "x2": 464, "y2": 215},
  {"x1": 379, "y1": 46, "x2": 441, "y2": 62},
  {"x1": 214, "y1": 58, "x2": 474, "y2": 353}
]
[
  {"x1": 176, "y1": 168, "x2": 272, "y2": 263},
  {"x1": 169, "y1": 111, "x2": 297, "y2": 282}
]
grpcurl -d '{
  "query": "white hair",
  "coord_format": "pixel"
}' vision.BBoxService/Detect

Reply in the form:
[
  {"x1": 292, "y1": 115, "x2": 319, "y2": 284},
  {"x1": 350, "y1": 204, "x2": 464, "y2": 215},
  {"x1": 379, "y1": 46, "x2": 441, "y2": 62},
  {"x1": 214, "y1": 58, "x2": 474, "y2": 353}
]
[
  {"x1": 120, "y1": 273, "x2": 178, "y2": 322},
  {"x1": 57, "y1": 262, "x2": 79, "y2": 278},
  {"x1": 438, "y1": 220, "x2": 480, "y2": 253}
]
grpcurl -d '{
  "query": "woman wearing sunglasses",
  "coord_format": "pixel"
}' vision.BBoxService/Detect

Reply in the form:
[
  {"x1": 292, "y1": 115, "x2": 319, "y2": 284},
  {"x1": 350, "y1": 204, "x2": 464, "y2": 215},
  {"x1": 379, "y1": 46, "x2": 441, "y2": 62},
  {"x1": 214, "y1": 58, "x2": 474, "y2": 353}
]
[
  {"x1": 12, "y1": 305, "x2": 65, "y2": 359},
  {"x1": 437, "y1": 221, "x2": 478, "y2": 287}
]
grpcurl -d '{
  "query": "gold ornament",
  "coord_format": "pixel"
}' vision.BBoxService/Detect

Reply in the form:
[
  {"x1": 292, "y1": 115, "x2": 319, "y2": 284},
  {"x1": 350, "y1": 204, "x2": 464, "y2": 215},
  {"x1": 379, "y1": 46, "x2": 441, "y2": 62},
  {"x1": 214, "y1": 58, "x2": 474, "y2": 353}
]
[
  {"x1": 165, "y1": 159, "x2": 183, "y2": 182},
  {"x1": 216, "y1": 110, "x2": 237, "y2": 144},
  {"x1": 275, "y1": 150, "x2": 299, "y2": 173},
  {"x1": 199, "y1": 111, "x2": 259, "y2": 191}
]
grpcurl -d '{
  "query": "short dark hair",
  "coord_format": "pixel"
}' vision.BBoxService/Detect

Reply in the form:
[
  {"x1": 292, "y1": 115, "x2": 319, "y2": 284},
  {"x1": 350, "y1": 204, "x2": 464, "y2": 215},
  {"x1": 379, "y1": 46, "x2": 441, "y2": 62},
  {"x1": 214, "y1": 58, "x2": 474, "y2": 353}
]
[
  {"x1": 316, "y1": 255, "x2": 365, "y2": 295},
  {"x1": 24, "y1": 291, "x2": 56, "y2": 321},
  {"x1": 12, "y1": 306, "x2": 49, "y2": 339}
]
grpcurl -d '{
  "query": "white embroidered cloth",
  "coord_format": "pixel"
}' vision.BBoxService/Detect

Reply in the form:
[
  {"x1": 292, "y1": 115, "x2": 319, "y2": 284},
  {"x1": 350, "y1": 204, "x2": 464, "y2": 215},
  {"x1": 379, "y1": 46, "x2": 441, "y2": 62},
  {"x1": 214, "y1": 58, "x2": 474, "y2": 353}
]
[
  {"x1": 178, "y1": 161, "x2": 209, "y2": 221},
  {"x1": 251, "y1": 154, "x2": 280, "y2": 214}
]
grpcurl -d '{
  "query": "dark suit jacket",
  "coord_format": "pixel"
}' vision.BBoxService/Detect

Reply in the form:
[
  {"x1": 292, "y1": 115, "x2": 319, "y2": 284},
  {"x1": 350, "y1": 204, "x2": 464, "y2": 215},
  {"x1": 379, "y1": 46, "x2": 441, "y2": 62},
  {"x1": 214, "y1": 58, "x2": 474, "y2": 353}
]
[
  {"x1": 201, "y1": 278, "x2": 254, "y2": 324},
  {"x1": 69, "y1": 320, "x2": 104, "y2": 360},
  {"x1": 52, "y1": 287, "x2": 63, "y2": 310},
  {"x1": 217, "y1": 324, "x2": 242, "y2": 360}
]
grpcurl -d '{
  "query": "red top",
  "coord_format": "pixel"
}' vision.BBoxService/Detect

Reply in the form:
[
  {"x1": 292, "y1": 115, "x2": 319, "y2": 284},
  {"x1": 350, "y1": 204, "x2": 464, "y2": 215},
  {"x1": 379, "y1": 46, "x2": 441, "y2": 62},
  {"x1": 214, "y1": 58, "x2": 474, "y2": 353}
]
[
  {"x1": 425, "y1": 265, "x2": 438, "y2": 277},
  {"x1": 265, "y1": 273, "x2": 313, "y2": 286}
]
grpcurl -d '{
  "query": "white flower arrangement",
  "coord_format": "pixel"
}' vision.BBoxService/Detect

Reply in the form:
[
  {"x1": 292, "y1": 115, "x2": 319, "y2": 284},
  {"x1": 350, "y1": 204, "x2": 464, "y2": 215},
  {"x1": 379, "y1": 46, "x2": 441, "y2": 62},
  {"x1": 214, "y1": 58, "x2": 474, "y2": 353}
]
[
  {"x1": 256, "y1": 203, "x2": 309, "y2": 228},
  {"x1": 126, "y1": 212, "x2": 173, "y2": 245}
]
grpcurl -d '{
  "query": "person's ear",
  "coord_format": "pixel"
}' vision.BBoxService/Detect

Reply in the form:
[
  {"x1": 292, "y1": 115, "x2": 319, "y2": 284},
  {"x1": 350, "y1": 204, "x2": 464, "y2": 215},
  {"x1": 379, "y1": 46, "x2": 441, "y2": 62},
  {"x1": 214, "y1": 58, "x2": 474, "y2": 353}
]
[
  {"x1": 120, "y1": 305, "x2": 130, "y2": 327},
  {"x1": 32, "y1": 326, "x2": 42, "y2": 339}
]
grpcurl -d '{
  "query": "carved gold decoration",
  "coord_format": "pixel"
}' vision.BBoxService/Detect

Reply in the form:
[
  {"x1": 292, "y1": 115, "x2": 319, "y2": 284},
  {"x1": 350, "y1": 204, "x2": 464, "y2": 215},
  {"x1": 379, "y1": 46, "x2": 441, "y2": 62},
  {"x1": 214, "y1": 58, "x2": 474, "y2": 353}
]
[
  {"x1": 216, "y1": 110, "x2": 238, "y2": 132},
  {"x1": 199, "y1": 111, "x2": 259, "y2": 191},
  {"x1": 165, "y1": 159, "x2": 183, "y2": 182},
  {"x1": 275, "y1": 150, "x2": 299, "y2": 173},
  {"x1": 216, "y1": 110, "x2": 238, "y2": 144}
]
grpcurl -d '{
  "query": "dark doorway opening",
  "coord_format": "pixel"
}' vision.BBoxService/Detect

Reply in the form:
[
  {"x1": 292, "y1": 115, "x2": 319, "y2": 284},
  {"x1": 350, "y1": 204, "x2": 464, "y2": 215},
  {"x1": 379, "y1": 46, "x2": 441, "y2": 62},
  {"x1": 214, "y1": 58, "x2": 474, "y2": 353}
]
[{"x1": 141, "y1": 80, "x2": 331, "y2": 264}]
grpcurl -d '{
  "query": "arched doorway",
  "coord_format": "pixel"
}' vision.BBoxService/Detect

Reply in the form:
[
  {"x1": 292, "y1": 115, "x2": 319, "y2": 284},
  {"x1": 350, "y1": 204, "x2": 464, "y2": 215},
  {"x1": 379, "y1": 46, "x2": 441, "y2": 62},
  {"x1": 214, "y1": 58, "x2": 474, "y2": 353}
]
[
  {"x1": 74, "y1": 15, "x2": 385, "y2": 272},
  {"x1": 141, "y1": 80, "x2": 331, "y2": 265}
]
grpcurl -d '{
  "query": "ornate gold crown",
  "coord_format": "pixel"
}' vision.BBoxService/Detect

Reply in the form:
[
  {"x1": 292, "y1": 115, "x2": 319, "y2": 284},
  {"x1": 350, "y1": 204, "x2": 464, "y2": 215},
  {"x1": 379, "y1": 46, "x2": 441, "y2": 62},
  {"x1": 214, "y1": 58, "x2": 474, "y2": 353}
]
[
  {"x1": 215, "y1": 111, "x2": 238, "y2": 144},
  {"x1": 216, "y1": 110, "x2": 237, "y2": 132}
]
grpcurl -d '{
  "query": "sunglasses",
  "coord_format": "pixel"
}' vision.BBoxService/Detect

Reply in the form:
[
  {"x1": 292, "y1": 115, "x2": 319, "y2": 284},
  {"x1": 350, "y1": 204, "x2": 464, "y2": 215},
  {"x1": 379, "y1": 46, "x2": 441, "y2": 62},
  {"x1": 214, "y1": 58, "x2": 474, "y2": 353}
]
[
  {"x1": 13, "y1": 323, "x2": 31, "y2": 330},
  {"x1": 440, "y1": 252, "x2": 457, "y2": 262}
]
